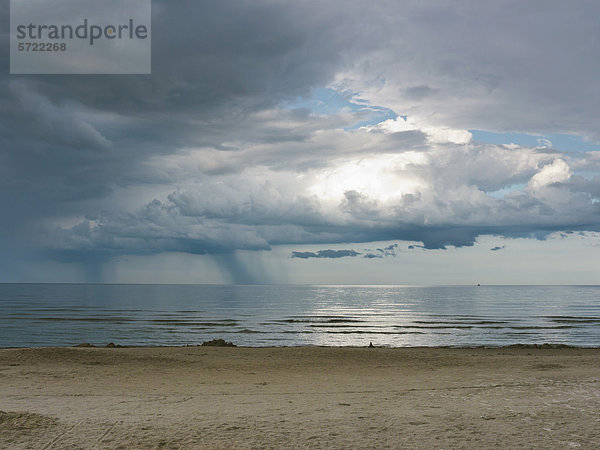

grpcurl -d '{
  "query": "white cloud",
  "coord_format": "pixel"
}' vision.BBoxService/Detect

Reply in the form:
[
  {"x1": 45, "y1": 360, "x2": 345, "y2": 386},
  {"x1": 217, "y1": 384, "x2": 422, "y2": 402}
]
[
  {"x1": 43, "y1": 126, "x2": 600, "y2": 256},
  {"x1": 528, "y1": 159, "x2": 572, "y2": 189},
  {"x1": 364, "y1": 116, "x2": 472, "y2": 145}
]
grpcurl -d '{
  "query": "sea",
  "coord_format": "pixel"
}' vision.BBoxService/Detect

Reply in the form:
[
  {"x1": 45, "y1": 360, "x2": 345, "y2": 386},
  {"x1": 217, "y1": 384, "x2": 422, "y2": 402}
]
[{"x1": 1, "y1": 284, "x2": 599, "y2": 348}]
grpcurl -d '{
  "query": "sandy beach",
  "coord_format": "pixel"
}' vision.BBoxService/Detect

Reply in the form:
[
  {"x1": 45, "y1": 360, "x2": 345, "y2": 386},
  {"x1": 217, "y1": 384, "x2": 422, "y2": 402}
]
[{"x1": 1, "y1": 346, "x2": 599, "y2": 449}]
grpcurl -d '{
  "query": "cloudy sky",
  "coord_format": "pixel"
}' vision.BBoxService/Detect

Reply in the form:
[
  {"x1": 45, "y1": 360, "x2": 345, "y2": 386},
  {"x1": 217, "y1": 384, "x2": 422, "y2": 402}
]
[{"x1": 1, "y1": 0, "x2": 600, "y2": 284}]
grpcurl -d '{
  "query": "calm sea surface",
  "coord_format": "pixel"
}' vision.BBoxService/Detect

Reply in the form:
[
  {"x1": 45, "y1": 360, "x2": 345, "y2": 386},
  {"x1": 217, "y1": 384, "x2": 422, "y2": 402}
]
[{"x1": 1, "y1": 284, "x2": 599, "y2": 348}]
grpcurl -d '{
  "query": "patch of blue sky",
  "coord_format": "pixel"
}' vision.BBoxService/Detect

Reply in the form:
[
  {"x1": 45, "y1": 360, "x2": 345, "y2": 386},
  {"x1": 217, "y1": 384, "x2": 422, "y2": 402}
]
[
  {"x1": 486, "y1": 183, "x2": 527, "y2": 199},
  {"x1": 470, "y1": 130, "x2": 599, "y2": 153},
  {"x1": 346, "y1": 109, "x2": 399, "y2": 131},
  {"x1": 283, "y1": 87, "x2": 397, "y2": 129}
]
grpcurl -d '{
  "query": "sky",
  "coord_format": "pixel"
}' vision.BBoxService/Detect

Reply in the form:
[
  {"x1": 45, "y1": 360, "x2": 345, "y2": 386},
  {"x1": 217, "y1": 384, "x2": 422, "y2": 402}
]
[{"x1": 1, "y1": 0, "x2": 600, "y2": 284}]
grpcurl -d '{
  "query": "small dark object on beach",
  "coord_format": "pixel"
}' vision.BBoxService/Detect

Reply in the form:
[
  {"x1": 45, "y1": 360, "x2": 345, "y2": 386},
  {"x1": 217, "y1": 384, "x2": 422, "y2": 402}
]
[
  {"x1": 106, "y1": 342, "x2": 123, "y2": 348},
  {"x1": 74, "y1": 343, "x2": 95, "y2": 348},
  {"x1": 368, "y1": 342, "x2": 374, "y2": 348},
  {"x1": 201, "y1": 339, "x2": 236, "y2": 347}
]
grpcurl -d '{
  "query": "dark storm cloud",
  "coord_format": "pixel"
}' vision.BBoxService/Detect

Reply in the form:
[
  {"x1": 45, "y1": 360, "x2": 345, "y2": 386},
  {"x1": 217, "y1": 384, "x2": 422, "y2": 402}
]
[
  {"x1": 0, "y1": 0, "x2": 365, "y2": 261},
  {"x1": 1, "y1": 1, "x2": 350, "y2": 195},
  {"x1": 291, "y1": 250, "x2": 361, "y2": 259},
  {"x1": 363, "y1": 243, "x2": 399, "y2": 258},
  {"x1": 363, "y1": 253, "x2": 382, "y2": 259}
]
